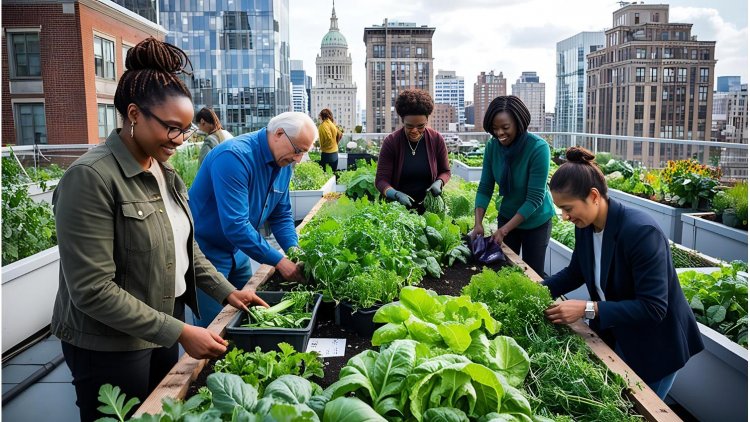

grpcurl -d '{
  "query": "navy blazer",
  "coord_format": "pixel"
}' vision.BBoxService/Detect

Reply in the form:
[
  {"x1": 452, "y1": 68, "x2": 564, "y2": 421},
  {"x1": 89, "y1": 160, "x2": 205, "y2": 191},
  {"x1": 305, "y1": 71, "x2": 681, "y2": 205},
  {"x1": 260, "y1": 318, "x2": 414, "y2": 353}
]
[{"x1": 543, "y1": 199, "x2": 704, "y2": 383}]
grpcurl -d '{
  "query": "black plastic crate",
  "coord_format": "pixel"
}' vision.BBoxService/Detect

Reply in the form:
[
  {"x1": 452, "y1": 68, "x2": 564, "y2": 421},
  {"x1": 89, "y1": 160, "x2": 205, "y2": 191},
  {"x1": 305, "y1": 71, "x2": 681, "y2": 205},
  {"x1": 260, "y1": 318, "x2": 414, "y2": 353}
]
[
  {"x1": 334, "y1": 302, "x2": 384, "y2": 338},
  {"x1": 225, "y1": 291, "x2": 322, "y2": 352}
]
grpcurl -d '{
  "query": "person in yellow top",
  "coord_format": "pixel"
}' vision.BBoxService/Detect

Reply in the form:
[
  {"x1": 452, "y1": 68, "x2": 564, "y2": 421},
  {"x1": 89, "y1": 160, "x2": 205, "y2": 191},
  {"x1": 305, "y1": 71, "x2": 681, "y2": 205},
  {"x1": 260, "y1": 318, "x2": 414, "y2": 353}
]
[{"x1": 317, "y1": 108, "x2": 343, "y2": 171}]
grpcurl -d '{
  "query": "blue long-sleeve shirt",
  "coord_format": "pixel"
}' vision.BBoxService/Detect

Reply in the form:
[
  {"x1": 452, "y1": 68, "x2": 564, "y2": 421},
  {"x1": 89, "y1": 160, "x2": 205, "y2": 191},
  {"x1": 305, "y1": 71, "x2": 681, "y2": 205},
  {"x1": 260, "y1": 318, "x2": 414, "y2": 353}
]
[{"x1": 189, "y1": 128, "x2": 298, "y2": 269}]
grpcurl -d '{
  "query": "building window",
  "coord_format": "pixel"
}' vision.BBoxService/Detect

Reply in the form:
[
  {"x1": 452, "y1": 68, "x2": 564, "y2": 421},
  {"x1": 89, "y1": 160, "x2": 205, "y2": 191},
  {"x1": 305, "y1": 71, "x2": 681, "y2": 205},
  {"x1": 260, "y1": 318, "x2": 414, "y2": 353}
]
[
  {"x1": 635, "y1": 86, "x2": 644, "y2": 102},
  {"x1": 636, "y1": 48, "x2": 646, "y2": 59},
  {"x1": 94, "y1": 35, "x2": 115, "y2": 79},
  {"x1": 652, "y1": 12, "x2": 660, "y2": 22},
  {"x1": 698, "y1": 86, "x2": 708, "y2": 102},
  {"x1": 635, "y1": 67, "x2": 645, "y2": 82},
  {"x1": 699, "y1": 68, "x2": 709, "y2": 83},
  {"x1": 661, "y1": 31, "x2": 669, "y2": 41},
  {"x1": 650, "y1": 67, "x2": 658, "y2": 82},
  {"x1": 677, "y1": 68, "x2": 687, "y2": 83},
  {"x1": 98, "y1": 104, "x2": 118, "y2": 139},
  {"x1": 9, "y1": 32, "x2": 41, "y2": 78},
  {"x1": 122, "y1": 44, "x2": 132, "y2": 64},
  {"x1": 634, "y1": 105, "x2": 644, "y2": 119},
  {"x1": 663, "y1": 48, "x2": 673, "y2": 59},
  {"x1": 15, "y1": 103, "x2": 47, "y2": 145},
  {"x1": 663, "y1": 68, "x2": 675, "y2": 83}
]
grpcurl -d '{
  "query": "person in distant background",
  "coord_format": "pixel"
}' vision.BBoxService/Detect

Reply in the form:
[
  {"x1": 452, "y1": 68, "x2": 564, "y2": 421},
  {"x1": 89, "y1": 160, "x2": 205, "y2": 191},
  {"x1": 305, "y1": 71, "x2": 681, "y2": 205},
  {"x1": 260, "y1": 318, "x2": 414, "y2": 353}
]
[
  {"x1": 317, "y1": 108, "x2": 343, "y2": 172},
  {"x1": 469, "y1": 95, "x2": 555, "y2": 278},
  {"x1": 375, "y1": 88, "x2": 450, "y2": 213},
  {"x1": 543, "y1": 146, "x2": 704, "y2": 400},
  {"x1": 196, "y1": 107, "x2": 233, "y2": 164}
]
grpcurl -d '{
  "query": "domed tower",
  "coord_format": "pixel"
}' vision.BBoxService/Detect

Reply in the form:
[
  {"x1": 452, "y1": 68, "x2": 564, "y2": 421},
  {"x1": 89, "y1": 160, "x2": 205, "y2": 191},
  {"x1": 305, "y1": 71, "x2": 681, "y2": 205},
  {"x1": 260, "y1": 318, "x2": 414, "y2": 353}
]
[{"x1": 311, "y1": 1, "x2": 357, "y2": 131}]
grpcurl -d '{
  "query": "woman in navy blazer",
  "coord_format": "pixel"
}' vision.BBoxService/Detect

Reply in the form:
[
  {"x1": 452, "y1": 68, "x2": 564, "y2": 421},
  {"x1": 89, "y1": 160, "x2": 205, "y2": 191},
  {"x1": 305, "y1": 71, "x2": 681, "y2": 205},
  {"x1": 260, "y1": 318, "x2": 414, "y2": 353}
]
[{"x1": 543, "y1": 147, "x2": 703, "y2": 399}]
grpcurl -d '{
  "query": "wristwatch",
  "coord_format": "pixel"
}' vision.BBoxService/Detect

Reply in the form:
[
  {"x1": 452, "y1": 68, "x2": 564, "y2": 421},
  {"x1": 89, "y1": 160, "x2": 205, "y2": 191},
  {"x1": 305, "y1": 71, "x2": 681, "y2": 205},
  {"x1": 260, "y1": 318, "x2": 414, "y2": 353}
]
[{"x1": 585, "y1": 301, "x2": 596, "y2": 320}]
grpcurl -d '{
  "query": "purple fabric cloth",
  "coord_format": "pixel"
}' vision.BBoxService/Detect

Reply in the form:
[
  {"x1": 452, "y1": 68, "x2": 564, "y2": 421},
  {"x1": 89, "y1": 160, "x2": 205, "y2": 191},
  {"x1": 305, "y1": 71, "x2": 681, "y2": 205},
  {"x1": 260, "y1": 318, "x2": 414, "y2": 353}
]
[{"x1": 470, "y1": 236, "x2": 507, "y2": 265}]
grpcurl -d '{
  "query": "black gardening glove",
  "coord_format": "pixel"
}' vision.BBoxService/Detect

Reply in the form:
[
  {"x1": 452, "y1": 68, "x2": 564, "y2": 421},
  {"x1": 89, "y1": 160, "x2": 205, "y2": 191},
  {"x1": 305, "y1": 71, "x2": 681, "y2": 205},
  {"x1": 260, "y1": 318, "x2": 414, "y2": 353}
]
[
  {"x1": 427, "y1": 179, "x2": 443, "y2": 197},
  {"x1": 387, "y1": 188, "x2": 414, "y2": 207}
]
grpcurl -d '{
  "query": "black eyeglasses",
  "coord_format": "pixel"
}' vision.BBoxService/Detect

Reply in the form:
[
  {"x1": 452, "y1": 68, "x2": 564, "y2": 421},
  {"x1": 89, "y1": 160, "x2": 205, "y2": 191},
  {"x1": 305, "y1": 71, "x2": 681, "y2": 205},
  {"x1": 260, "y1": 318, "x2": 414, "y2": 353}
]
[
  {"x1": 140, "y1": 107, "x2": 198, "y2": 141},
  {"x1": 281, "y1": 128, "x2": 305, "y2": 155},
  {"x1": 403, "y1": 122, "x2": 427, "y2": 131}
]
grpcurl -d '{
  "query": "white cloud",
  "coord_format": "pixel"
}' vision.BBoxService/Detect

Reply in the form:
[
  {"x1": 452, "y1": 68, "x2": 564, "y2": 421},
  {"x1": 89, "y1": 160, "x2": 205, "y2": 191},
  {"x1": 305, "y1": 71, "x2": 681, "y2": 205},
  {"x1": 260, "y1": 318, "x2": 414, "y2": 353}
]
[{"x1": 290, "y1": 1, "x2": 748, "y2": 114}]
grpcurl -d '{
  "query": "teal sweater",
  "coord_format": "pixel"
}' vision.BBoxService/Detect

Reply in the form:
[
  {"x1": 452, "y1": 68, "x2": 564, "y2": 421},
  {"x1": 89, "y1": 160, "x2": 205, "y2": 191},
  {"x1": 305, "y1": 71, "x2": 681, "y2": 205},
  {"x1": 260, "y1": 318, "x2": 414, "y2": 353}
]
[{"x1": 475, "y1": 132, "x2": 555, "y2": 230}]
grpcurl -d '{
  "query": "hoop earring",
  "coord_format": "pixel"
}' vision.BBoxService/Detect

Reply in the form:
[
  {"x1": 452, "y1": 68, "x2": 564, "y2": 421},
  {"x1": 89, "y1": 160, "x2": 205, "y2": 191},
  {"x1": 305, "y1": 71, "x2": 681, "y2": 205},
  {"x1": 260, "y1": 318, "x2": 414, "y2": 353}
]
[{"x1": 130, "y1": 121, "x2": 135, "y2": 138}]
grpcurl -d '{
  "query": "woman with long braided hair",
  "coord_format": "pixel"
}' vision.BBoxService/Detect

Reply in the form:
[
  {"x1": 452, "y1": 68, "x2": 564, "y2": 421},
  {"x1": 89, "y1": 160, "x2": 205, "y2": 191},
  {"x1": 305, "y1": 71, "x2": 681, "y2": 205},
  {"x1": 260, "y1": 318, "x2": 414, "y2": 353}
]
[
  {"x1": 469, "y1": 95, "x2": 555, "y2": 277},
  {"x1": 51, "y1": 37, "x2": 267, "y2": 421}
]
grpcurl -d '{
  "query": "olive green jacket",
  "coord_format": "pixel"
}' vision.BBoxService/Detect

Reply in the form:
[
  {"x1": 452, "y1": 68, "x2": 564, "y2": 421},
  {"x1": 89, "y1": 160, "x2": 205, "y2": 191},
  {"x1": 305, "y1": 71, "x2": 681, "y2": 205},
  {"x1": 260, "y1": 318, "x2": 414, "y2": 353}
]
[{"x1": 51, "y1": 130, "x2": 236, "y2": 351}]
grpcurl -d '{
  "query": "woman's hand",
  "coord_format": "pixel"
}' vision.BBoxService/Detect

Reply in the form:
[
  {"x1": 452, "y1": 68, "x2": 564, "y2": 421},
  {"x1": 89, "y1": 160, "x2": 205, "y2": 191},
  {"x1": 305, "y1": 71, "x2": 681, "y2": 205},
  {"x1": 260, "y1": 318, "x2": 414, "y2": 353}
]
[
  {"x1": 469, "y1": 224, "x2": 485, "y2": 240},
  {"x1": 226, "y1": 289, "x2": 269, "y2": 312},
  {"x1": 544, "y1": 300, "x2": 587, "y2": 324},
  {"x1": 178, "y1": 324, "x2": 228, "y2": 359},
  {"x1": 491, "y1": 225, "x2": 510, "y2": 246}
]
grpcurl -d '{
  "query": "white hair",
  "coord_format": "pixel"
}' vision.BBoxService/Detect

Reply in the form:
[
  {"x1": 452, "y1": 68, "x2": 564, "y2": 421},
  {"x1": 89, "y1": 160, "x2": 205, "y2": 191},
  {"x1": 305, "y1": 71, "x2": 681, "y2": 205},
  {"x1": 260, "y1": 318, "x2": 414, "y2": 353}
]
[{"x1": 268, "y1": 112, "x2": 316, "y2": 140}]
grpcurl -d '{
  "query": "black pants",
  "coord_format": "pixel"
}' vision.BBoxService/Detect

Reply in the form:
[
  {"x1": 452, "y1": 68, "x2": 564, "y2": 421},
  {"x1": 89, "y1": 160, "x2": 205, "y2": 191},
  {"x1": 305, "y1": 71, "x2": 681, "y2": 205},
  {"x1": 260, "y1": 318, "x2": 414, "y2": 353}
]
[
  {"x1": 62, "y1": 296, "x2": 185, "y2": 422},
  {"x1": 319, "y1": 152, "x2": 338, "y2": 172},
  {"x1": 499, "y1": 216, "x2": 552, "y2": 278}
]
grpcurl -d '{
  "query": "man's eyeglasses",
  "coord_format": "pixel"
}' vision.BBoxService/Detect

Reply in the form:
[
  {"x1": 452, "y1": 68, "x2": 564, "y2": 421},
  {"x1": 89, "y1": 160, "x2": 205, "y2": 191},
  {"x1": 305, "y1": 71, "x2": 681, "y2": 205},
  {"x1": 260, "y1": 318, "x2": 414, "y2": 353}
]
[
  {"x1": 140, "y1": 107, "x2": 198, "y2": 141},
  {"x1": 281, "y1": 128, "x2": 305, "y2": 155}
]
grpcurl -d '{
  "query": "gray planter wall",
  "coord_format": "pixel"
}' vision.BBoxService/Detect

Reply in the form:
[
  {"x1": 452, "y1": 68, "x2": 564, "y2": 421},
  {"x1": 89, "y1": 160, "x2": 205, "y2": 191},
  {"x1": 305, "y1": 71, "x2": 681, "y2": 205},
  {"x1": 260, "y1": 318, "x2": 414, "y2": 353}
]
[
  {"x1": 668, "y1": 323, "x2": 748, "y2": 422},
  {"x1": 450, "y1": 160, "x2": 483, "y2": 182},
  {"x1": 681, "y1": 213, "x2": 748, "y2": 262},
  {"x1": 2, "y1": 247, "x2": 60, "y2": 353},
  {"x1": 608, "y1": 189, "x2": 695, "y2": 243},
  {"x1": 544, "y1": 238, "x2": 590, "y2": 300},
  {"x1": 290, "y1": 176, "x2": 336, "y2": 221},
  {"x1": 26, "y1": 179, "x2": 59, "y2": 204}
]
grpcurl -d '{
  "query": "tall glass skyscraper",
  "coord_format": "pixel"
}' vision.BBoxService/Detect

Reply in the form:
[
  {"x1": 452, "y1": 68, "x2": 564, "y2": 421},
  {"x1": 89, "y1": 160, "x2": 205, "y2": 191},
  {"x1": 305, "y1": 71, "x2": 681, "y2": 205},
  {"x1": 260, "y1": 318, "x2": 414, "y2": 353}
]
[
  {"x1": 159, "y1": 0, "x2": 291, "y2": 134},
  {"x1": 555, "y1": 31, "x2": 604, "y2": 140}
]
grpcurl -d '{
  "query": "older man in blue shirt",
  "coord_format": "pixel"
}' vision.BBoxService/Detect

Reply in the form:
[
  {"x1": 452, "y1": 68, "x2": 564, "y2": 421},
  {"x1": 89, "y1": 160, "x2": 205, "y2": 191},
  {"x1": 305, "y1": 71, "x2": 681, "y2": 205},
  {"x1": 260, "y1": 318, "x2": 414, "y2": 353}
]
[{"x1": 189, "y1": 112, "x2": 316, "y2": 327}]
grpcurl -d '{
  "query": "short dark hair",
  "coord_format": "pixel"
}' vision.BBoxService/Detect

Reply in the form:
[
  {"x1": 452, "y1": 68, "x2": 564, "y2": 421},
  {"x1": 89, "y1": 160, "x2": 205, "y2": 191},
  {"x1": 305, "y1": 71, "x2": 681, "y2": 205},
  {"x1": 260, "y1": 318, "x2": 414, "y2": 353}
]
[
  {"x1": 319, "y1": 108, "x2": 334, "y2": 121},
  {"x1": 195, "y1": 107, "x2": 223, "y2": 130},
  {"x1": 482, "y1": 95, "x2": 531, "y2": 135},
  {"x1": 395, "y1": 89, "x2": 434, "y2": 118},
  {"x1": 114, "y1": 37, "x2": 192, "y2": 120},
  {"x1": 549, "y1": 146, "x2": 608, "y2": 200}
]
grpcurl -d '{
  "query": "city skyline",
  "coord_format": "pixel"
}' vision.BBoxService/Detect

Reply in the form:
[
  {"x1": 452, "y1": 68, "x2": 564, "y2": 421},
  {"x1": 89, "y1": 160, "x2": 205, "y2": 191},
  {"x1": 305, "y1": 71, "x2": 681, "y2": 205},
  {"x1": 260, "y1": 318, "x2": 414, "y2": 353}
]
[{"x1": 289, "y1": 0, "x2": 747, "y2": 113}]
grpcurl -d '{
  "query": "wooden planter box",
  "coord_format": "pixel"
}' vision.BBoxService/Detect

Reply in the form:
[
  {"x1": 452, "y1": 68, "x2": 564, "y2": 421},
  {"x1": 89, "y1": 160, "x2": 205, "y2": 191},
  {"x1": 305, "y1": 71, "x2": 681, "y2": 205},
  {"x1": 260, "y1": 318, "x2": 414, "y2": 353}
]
[
  {"x1": 137, "y1": 198, "x2": 680, "y2": 421},
  {"x1": 26, "y1": 178, "x2": 59, "y2": 204},
  {"x1": 1, "y1": 246, "x2": 60, "y2": 353},
  {"x1": 608, "y1": 189, "x2": 695, "y2": 243},
  {"x1": 680, "y1": 212, "x2": 748, "y2": 262},
  {"x1": 668, "y1": 322, "x2": 748, "y2": 422},
  {"x1": 289, "y1": 176, "x2": 336, "y2": 221},
  {"x1": 450, "y1": 159, "x2": 482, "y2": 182}
]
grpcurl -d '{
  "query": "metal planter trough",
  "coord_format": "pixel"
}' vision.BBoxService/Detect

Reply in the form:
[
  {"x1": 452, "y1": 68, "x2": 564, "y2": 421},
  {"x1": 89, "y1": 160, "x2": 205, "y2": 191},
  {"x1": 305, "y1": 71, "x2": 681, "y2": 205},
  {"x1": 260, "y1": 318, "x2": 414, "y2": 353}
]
[
  {"x1": 450, "y1": 159, "x2": 482, "y2": 182},
  {"x1": 608, "y1": 189, "x2": 696, "y2": 243},
  {"x1": 668, "y1": 322, "x2": 748, "y2": 422},
  {"x1": 289, "y1": 176, "x2": 336, "y2": 221},
  {"x1": 1, "y1": 246, "x2": 60, "y2": 353},
  {"x1": 680, "y1": 212, "x2": 748, "y2": 262},
  {"x1": 224, "y1": 291, "x2": 322, "y2": 353}
]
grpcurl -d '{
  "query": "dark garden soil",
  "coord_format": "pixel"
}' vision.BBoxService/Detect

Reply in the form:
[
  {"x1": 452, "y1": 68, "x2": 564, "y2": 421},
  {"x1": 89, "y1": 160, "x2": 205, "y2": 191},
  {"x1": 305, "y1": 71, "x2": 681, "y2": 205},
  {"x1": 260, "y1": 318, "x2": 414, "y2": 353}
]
[{"x1": 186, "y1": 258, "x2": 510, "y2": 394}]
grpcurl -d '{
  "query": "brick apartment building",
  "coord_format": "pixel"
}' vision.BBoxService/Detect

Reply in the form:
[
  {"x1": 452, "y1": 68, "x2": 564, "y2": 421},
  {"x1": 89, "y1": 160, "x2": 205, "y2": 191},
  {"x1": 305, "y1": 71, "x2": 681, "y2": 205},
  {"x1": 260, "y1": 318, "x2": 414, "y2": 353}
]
[
  {"x1": 2, "y1": 0, "x2": 166, "y2": 146},
  {"x1": 430, "y1": 103, "x2": 456, "y2": 133}
]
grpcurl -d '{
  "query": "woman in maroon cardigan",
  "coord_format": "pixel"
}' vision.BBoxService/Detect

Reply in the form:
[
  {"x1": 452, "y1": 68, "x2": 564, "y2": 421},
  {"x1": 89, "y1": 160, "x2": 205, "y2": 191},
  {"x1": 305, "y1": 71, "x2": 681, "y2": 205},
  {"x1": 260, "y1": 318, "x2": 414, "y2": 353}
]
[{"x1": 375, "y1": 89, "x2": 451, "y2": 213}]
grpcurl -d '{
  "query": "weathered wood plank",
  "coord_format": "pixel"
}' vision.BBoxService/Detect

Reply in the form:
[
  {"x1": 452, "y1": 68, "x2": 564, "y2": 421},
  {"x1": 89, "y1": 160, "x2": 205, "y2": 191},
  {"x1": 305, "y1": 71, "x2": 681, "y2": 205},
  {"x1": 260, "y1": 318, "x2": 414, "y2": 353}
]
[
  {"x1": 501, "y1": 244, "x2": 681, "y2": 422},
  {"x1": 134, "y1": 196, "x2": 329, "y2": 416}
]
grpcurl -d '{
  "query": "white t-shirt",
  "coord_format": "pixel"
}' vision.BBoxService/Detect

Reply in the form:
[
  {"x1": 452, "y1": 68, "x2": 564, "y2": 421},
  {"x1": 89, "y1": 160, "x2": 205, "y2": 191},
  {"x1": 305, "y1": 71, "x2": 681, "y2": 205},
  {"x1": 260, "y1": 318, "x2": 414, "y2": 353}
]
[
  {"x1": 150, "y1": 159, "x2": 190, "y2": 298},
  {"x1": 592, "y1": 229, "x2": 606, "y2": 301}
]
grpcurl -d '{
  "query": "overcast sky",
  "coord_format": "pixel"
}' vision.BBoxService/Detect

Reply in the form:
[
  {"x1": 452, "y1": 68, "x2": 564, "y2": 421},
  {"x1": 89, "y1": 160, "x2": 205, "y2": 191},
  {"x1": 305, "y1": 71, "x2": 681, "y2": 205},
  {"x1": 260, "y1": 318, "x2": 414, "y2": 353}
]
[{"x1": 288, "y1": 0, "x2": 748, "y2": 112}]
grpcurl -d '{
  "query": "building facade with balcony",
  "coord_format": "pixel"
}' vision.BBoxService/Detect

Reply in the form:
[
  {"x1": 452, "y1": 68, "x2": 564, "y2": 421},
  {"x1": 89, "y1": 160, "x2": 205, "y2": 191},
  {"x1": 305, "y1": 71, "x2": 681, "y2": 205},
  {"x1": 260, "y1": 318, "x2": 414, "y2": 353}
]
[
  {"x1": 158, "y1": 0, "x2": 291, "y2": 135},
  {"x1": 473, "y1": 70, "x2": 506, "y2": 131},
  {"x1": 555, "y1": 31, "x2": 605, "y2": 138},
  {"x1": 291, "y1": 59, "x2": 312, "y2": 116},
  {"x1": 434, "y1": 70, "x2": 465, "y2": 127},
  {"x1": 311, "y1": 4, "x2": 357, "y2": 131},
  {"x1": 364, "y1": 19, "x2": 434, "y2": 133},
  {"x1": 2, "y1": 0, "x2": 166, "y2": 146},
  {"x1": 512, "y1": 71, "x2": 546, "y2": 132},
  {"x1": 586, "y1": 3, "x2": 716, "y2": 167}
]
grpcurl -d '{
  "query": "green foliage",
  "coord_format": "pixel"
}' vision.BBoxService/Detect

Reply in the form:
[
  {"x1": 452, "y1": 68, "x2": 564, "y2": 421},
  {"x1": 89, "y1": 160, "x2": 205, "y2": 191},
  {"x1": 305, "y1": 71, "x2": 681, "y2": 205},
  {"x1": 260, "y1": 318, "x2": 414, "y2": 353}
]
[
  {"x1": 2, "y1": 154, "x2": 57, "y2": 265},
  {"x1": 242, "y1": 291, "x2": 315, "y2": 328},
  {"x1": 679, "y1": 265, "x2": 748, "y2": 347},
  {"x1": 550, "y1": 216, "x2": 575, "y2": 250},
  {"x1": 214, "y1": 343, "x2": 324, "y2": 396},
  {"x1": 723, "y1": 181, "x2": 749, "y2": 228},
  {"x1": 423, "y1": 193, "x2": 446, "y2": 216},
  {"x1": 600, "y1": 159, "x2": 633, "y2": 178},
  {"x1": 307, "y1": 151, "x2": 322, "y2": 163},
  {"x1": 338, "y1": 159, "x2": 379, "y2": 200},
  {"x1": 291, "y1": 161, "x2": 332, "y2": 191},
  {"x1": 96, "y1": 384, "x2": 141, "y2": 422},
  {"x1": 169, "y1": 145, "x2": 200, "y2": 188},
  {"x1": 670, "y1": 243, "x2": 714, "y2": 269},
  {"x1": 668, "y1": 172, "x2": 719, "y2": 209},
  {"x1": 593, "y1": 152, "x2": 613, "y2": 167},
  {"x1": 606, "y1": 167, "x2": 655, "y2": 198},
  {"x1": 711, "y1": 190, "x2": 733, "y2": 215},
  {"x1": 449, "y1": 153, "x2": 483, "y2": 167},
  {"x1": 26, "y1": 164, "x2": 66, "y2": 183}
]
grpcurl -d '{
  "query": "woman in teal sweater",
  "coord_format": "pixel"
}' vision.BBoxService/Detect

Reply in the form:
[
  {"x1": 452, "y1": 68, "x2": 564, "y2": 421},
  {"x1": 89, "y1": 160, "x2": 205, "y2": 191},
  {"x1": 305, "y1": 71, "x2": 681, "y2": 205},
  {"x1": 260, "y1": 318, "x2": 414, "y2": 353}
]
[{"x1": 470, "y1": 96, "x2": 555, "y2": 277}]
